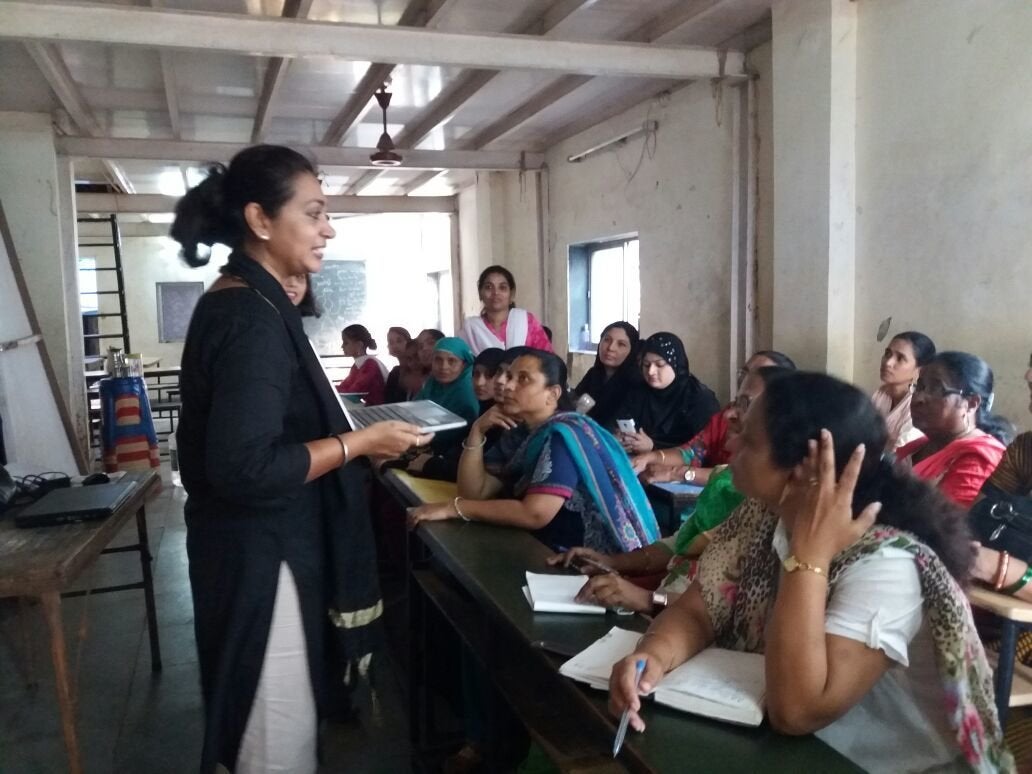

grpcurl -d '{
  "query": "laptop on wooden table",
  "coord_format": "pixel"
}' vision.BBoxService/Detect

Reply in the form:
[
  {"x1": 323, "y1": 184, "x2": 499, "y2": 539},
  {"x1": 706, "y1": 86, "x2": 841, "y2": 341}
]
[{"x1": 15, "y1": 479, "x2": 139, "y2": 528}]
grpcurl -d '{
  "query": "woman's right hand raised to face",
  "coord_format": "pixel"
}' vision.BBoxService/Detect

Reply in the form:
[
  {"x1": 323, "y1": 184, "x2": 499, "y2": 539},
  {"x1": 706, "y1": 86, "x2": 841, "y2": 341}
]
[
  {"x1": 354, "y1": 421, "x2": 433, "y2": 458},
  {"x1": 470, "y1": 404, "x2": 519, "y2": 439}
]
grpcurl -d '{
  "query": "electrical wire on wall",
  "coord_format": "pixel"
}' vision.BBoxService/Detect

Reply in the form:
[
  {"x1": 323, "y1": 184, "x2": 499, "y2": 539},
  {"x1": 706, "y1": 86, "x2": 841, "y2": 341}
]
[{"x1": 615, "y1": 101, "x2": 659, "y2": 186}]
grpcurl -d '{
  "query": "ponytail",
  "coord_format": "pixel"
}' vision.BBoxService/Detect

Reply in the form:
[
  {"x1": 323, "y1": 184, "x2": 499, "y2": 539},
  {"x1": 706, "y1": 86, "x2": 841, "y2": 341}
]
[{"x1": 862, "y1": 458, "x2": 973, "y2": 582}]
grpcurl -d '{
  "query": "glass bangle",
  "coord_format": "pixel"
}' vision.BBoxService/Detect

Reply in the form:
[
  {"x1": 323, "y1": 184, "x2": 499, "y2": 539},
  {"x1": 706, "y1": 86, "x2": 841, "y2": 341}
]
[{"x1": 1003, "y1": 565, "x2": 1032, "y2": 596}]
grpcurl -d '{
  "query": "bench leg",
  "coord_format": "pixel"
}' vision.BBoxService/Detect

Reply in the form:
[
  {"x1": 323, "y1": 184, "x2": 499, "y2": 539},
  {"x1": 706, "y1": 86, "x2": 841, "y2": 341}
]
[
  {"x1": 41, "y1": 592, "x2": 82, "y2": 774},
  {"x1": 995, "y1": 620, "x2": 1017, "y2": 728},
  {"x1": 135, "y1": 504, "x2": 163, "y2": 672}
]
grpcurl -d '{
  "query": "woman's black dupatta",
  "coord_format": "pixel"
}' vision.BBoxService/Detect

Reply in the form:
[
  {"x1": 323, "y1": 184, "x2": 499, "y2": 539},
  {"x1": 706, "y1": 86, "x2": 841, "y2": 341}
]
[{"x1": 224, "y1": 253, "x2": 383, "y2": 694}]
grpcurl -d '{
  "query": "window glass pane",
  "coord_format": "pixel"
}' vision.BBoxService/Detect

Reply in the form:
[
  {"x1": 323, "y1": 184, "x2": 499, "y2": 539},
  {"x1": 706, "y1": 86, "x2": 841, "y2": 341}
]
[{"x1": 589, "y1": 245, "x2": 624, "y2": 342}]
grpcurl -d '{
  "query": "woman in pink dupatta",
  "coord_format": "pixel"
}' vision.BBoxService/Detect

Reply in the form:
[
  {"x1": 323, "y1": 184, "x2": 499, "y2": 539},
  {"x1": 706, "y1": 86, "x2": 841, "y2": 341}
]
[
  {"x1": 458, "y1": 265, "x2": 552, "y2": 355},
  {"x1": 897, "y1": 351, "x2": 1013, "y2": 507}
]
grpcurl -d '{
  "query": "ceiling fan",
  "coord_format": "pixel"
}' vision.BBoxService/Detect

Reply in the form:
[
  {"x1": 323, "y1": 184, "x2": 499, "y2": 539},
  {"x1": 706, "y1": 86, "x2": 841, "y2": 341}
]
[{"x1": 369, "y1": 84, "x2": 402, "y2": 167}]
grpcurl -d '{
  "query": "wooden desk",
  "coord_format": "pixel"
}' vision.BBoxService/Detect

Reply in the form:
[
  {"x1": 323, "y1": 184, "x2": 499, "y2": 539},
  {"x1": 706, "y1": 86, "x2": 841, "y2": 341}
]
[
  {"x1": 385, "y1": 471, "x2": 858, "y2": 773},
  {"x1": 969, "y1": 585, "x2": 1032, "y2": 723},
  {"x1": 382, "y1": 469, "x2": 456, "y2": 505},
  {"x1": 0, "y1": 470, "x2": 162, "y2": 774}
]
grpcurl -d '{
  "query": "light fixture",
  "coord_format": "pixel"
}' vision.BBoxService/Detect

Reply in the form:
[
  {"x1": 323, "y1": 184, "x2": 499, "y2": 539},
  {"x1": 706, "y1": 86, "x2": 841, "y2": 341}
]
[
  {"x1": 369, "y1": 85, "x2": 402, "y2": 167},
  {"x1": 566, "y1": 120, "x2": 658, "y2": 163}
]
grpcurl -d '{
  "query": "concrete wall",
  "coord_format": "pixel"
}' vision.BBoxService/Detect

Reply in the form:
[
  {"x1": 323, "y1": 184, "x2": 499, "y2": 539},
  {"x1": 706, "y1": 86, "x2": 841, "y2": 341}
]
[
  {"x1": 544, "y1": 80, "x2": 736, "y2": 401},
  {"x1": 455, "y1": 170, "x2": 544, "y2": 326},
  {"x1": 853, "y1": 0, "x2": 1032, "y2": 428}
]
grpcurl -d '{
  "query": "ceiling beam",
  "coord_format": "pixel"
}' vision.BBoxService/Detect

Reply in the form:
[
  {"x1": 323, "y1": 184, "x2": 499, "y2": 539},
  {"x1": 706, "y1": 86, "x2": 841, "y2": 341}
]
[
  {"x1": 540, "y1": 81, "x2": 677, "y2": 149},
  {"x1": 56, "y1": 136, "x2": 545, "y2": 171},
  {"x1": 25, "y1": 42, "x2": 101, "y2": 135},
  {"x1": 399, "y1": 0, "x2": 753, "y2": 169},
  {"x1": 76, "y1": 193, "x2": 457, "y2": 214},
  {"x1": 0, "y1": 2, "x2": 747, "y2": 81},
  {"x1": 321, "y1": 62, "x2": 395, "y2": 147},
  {"x1": 321, "y1": 0, "x2": 437, "y2": 146},
  {"x1": 400, "y1": 170, "x2": 442, "y2": 195},
  {"x1": 251, "y1": 0, "x2": 315, "y2": 144},
  {"x1": 344, "y1": 0, "x2": 594, "y2": 195},
  {"x1": 157, "y1": 50, "x2": 181, "y2": 139},
  {"x1": 24, "y1": 40, "x2": 136, "y2": 194},
  {"x1": 148, "y1": 0, "x2": 181, "y2": 139}
]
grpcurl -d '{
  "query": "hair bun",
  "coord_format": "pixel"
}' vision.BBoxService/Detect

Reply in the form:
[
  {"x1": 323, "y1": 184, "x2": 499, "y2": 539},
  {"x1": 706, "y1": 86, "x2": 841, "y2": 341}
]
[{"x1": 170, "y1": 163, "x2": 233, "y2": 266}]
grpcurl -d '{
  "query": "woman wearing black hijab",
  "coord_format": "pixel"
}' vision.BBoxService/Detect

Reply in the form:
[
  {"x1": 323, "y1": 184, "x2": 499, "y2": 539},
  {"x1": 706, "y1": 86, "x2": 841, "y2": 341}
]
[
  {"x1": 573, "y1": 321, "x2": 641, "y2": 427},
  {"x1": 612, "y1": 331, "x2": 720, "y2": 453}
]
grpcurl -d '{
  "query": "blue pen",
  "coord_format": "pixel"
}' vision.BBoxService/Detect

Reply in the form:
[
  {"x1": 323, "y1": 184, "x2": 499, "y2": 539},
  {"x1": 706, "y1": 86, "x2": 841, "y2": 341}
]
[{"x1": 612, "y1": 658, "x2": 647, "y2": 757}]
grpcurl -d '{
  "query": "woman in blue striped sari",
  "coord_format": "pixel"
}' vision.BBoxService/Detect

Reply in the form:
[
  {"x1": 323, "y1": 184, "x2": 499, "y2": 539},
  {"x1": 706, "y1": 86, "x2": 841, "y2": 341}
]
[{"x1": 409, "y1": 349, "x2": 659, "y2": 552}]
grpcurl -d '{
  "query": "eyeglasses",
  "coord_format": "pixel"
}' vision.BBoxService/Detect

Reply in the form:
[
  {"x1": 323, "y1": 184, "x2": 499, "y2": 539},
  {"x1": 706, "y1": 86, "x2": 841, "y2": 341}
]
[{"x1": 913, "y1": 380, "x2": 967, "y2": 399}]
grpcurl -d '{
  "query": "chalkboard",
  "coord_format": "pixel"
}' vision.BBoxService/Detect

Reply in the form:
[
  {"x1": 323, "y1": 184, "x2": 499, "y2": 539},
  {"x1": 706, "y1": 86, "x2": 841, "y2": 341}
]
[
  {"x1": 305, "y1": 260, "x2": 367, "y2": 354},
  {"x1": 156, "y1": 281, "x2": 204, "y2": 342}
]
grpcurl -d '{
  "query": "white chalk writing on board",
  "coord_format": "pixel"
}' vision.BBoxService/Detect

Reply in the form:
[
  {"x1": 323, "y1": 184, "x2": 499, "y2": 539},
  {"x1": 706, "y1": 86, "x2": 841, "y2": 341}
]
[{"x1": 304, "y1": 260, "x2": 367, "y2": 354}]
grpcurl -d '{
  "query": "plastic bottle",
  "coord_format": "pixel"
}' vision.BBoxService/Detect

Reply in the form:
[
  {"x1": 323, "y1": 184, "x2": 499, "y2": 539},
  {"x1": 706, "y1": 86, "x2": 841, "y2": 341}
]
[{"x1": 168, "y1": 432, "x2": 181, "y2": 486}]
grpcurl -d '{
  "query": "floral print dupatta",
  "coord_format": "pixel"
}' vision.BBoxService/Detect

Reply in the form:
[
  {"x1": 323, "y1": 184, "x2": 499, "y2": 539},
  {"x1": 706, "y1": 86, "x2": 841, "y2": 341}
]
[{"x1": 696, "y1": 500, "x2": 1013, "y2": 773}]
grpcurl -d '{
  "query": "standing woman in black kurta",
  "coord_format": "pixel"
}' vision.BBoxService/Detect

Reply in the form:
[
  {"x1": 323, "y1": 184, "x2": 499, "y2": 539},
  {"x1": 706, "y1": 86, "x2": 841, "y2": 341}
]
[{"x1": 171, "y1": 145, "x2": 428, "y2": 774}]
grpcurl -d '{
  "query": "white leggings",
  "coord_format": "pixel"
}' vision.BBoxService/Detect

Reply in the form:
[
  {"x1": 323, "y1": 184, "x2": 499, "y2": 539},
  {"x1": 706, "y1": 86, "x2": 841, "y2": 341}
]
[{"x1": 236, "y1": 562, "x2": 318, "y2": 774}]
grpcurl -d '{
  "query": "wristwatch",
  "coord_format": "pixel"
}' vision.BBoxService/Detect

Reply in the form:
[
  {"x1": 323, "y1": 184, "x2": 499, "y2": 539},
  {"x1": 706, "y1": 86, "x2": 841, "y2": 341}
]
[
  {"x1": 651, "y1": 591, "x2": 669, "y2": 609},
  {"x1": 683, "y1": 468, "x2": 696, "y2": 483}
]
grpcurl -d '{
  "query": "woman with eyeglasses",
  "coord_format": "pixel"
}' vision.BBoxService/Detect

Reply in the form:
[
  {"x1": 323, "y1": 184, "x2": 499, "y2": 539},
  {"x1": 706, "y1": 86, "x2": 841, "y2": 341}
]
[
  {"x1": 872, "y1": 331, "x2": 937, "y2": 448},
  {"x1": 631, "y1": 350, "x2": 796, "y2": 485},
  {"x1": 896, "y1": 351, "x2": 1014, "y2": 507}
]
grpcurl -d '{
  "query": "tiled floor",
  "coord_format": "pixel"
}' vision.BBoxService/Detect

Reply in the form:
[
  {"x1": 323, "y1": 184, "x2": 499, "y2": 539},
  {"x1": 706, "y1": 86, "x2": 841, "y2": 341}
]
[{"x1": 0, "y1": 472, "x2": 413, "y2": 773}]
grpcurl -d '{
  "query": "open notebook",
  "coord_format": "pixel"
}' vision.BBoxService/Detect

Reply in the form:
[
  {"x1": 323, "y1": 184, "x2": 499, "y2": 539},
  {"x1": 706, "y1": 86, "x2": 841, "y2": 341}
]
[
  {"x1": 559, "y1": 627, "x2": 766, "y2": 726},
  {"x1": 523, "y1": 572, "x2": 605, "y2": 614}
]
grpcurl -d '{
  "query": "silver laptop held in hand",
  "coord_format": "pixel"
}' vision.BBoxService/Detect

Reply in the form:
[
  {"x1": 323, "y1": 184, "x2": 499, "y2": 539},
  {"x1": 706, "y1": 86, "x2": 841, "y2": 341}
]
[
  {"x1": 312, "y1": 345, "x2": 467, "y2": 434},
  {"x1": 343, "y1": 400, "x2": 468, "y2": 434}
]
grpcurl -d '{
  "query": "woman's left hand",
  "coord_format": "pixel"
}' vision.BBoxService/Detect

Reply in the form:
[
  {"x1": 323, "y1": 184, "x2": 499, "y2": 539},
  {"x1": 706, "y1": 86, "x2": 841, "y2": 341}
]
[
  {"x1": 407, "y1": 501, "x2": 458, "y2": 528},
  {"x1": 640, "y1": 464, "x2": 683, "y2": 484},
  {"x1": 621, "y1": 430, "x2": 654, "y2": 454},
  {"x1": 780, "y1": 429, "x2": 882, "y2": 569}
]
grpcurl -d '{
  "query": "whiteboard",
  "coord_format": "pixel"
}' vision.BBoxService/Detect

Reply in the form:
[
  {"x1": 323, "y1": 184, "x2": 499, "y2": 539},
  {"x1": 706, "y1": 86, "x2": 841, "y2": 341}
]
[
  {"x1": 0, "y1": 202, "x2": 82, "y2": 474},
  {"x1": 304, "y1": 260, "x2": 367, "y2": 354}
]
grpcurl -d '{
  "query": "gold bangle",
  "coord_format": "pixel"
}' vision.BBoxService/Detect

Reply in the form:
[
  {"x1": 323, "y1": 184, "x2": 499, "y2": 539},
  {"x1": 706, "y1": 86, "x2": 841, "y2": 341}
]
[
  {"x1": 461, "y1": 436, "x2": 487, "y2": 451},
  {"x1": 658, "y1": 450, "x2": 667, "y2": 464}
]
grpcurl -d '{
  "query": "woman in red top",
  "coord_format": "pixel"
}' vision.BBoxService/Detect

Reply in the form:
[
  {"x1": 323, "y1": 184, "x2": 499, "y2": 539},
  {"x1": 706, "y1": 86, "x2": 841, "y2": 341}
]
[
  {"x1": 897, "y1": 351, "x2": 1013, "y2": 507},
  {"x1": 336, "y1": 324, "x2": 388, "y2": 405},
  {"x1": 631, "y1": 350, "x2": 796, "y2": 485}
]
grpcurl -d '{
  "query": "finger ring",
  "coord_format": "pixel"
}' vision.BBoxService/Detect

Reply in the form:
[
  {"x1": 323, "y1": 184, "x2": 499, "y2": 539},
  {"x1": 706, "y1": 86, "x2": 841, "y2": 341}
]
[{"x1": 808, "y1": 477, "x2": 819, "y2": 486}]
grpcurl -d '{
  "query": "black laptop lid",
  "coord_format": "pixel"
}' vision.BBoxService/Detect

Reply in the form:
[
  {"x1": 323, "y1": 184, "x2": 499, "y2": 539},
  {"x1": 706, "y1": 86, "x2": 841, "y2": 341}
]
[{"x1": 15, "y1": 479, "x2": 138, "y2": 527}]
